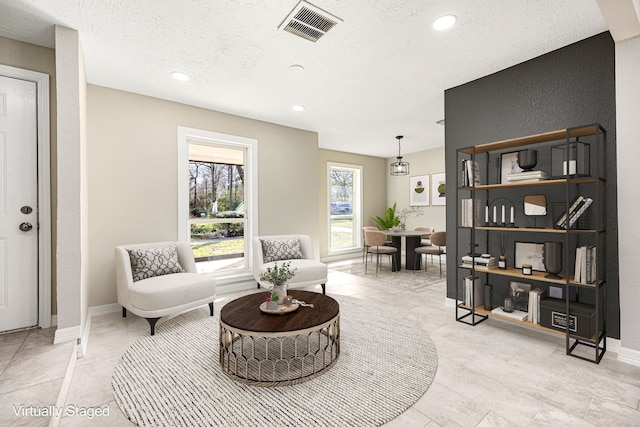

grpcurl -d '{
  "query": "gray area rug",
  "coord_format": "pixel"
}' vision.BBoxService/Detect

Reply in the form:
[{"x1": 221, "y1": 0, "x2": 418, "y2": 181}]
[
  {"x1": 112, "y1": 295, "x2": 438, "y2": 427},
  {"x1": 330, "y1": 257, "x2": 446, "y2": 291}
]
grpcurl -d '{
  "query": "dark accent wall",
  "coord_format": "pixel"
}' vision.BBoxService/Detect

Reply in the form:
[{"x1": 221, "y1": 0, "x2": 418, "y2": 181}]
[{"x1": 444, "y1": 32, "x2": 619, "y2": 337}]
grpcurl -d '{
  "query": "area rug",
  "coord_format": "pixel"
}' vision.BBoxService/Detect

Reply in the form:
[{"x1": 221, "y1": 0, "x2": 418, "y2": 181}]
[
  {"x1": 330, "y1": 257, "x2": 446, "y2": 291},
  {"x1": 112, "y1": 295, "x2": 438, "y2": 427}
]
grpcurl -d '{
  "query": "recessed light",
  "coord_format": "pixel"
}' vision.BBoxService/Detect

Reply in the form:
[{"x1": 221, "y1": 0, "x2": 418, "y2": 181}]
[
  {"x1": 171, "y1": 71, "x2": 190, "y2": 81},
  {"x1": 292, "y1": 105, "x2": 305, "y2": 112},
  {"x1": 433, "y1": 14, "x2": 457, "y2": 31},
  {"x1": 289, "y1": 64, "x2": 305, "y2": 72}
]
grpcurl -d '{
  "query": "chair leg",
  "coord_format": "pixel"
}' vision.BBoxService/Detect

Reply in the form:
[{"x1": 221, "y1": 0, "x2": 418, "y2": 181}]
[
  {"x1": 146, "y1": 318, "x2": 161, "y2": 336},
  {"x1": 256, "y1": 283, "x2": 261, "y2": 289},
  {"x1": 321, "y1": 283, "x2": 326, "y2": 294},
  {"x1": 375, "y1": 253, "x2": 380, "y2": 276},
  {"x1": 122, "y1": 307, "x2": 127, "y2": 318},
  {"x1": 439, "y1": 253, "x2": 443, "y2": 277},
  {"x1": 209, "y1": 302, "x2": 214, "y2": 316},
  {"x1": 365, "y1": 250, "x2": 369, "y2": 273},
  {"x1": 413, "y1": 252, "x2": 419, "y2": 274}
]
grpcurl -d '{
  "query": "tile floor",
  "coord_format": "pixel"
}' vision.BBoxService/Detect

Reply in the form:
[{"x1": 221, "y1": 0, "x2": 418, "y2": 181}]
[{"x1": 1, "y1": 258, "x2": 640, "y2": 426}]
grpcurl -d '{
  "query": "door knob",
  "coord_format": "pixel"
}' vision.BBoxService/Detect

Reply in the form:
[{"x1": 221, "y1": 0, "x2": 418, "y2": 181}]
[{"x1": 19, "y1": 222, "x2": 33, "y2": 232}]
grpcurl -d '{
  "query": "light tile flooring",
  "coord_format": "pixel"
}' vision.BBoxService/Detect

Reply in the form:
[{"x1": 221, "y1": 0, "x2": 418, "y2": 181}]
[{"x1": 2, "y1": 259, "x2": 640, "y2": 426}]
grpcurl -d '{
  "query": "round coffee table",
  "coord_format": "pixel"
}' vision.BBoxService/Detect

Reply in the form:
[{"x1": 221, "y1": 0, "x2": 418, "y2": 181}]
[{"x1": 219, "y1": 290, "x2": 340, "y2": 386}]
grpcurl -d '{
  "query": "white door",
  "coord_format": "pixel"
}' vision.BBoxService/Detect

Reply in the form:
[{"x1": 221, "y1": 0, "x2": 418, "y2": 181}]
[{"x1": 0, "y1": 75, "x2": 39, "y2": 332}]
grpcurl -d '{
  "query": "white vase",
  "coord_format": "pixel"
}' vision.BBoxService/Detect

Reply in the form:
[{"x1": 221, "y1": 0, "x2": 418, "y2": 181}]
[{"x1": 270, "y1": 284, "x2": 288, "y2": 304}]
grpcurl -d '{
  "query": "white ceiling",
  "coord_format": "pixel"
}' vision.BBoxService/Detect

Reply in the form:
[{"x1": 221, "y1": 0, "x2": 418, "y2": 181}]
[{"x1": 0, "y1": 0, "x2": 608, "y2": 158}]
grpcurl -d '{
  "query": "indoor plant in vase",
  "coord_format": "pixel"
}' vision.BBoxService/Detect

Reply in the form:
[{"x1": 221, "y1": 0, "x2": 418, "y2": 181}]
[{"x1": 259, "y1": 261, "x2": 297, "y2": 305}]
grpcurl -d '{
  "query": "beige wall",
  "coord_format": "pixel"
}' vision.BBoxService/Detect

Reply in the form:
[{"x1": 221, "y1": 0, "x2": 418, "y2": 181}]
[
  {"x1": 317, "y1": 149, "x2": 387, "y2": 259},
  {"x1": 0, "y1": 35, "x2": 58, "y2": 315},
  {"x1": 386, "y1": 146, "x2": 446, "y2": 232},
  {"x1": 87, "y1": 85, "x2": 319, "y2": 307}
]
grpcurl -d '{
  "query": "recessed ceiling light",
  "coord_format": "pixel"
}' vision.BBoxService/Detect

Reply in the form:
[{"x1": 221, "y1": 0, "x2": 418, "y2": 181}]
[
  {"x1": 433, "y1": 14, "x2": 457, "y2": 31},
  {"x1": 289, "y1": 64, "x2": 305, "y2": 72},
  {"x1": 171, "y1": 71, "x2": 190, "y2": 81},
  {"x1": 292, "y1": 105, "x2": 305, "y2": 112}
]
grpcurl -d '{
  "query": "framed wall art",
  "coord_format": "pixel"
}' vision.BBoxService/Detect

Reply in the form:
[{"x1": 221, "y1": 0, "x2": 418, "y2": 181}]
[
  {"x1": 514, "y1": 241, "x2": 545, "y2": 271},
  {"x1": 431, "y1": 172, "x2": 446, "y2": 206},
  {"x1": 500, "y1": 151, "x2": 523, "y2": 184},
  {"x1": 410, "y1": 175, "x2": 430, "y2": 206}
]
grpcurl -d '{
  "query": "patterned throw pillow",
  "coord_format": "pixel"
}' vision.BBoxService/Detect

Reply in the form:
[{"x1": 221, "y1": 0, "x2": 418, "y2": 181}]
[
  {"x1": 128, "y1": 245, "x2": 184, "y2": 282},
  {"x1": 261, "y1": 238, "x2": 304, "y2": 263}
]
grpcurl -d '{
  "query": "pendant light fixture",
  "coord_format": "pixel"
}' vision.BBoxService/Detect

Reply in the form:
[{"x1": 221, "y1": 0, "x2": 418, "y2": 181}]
[{"x1": 390, "y1": 135, "x2": 409, "y2": 176}]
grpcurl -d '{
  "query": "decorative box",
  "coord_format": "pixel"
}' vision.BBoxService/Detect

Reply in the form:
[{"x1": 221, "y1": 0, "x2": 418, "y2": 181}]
[
  {"x1": 551, "y1": 139, "x2": 590, "y2": 178},
  {"x1": 540, "y1": 298, "x2": 596, "y2": 339}
]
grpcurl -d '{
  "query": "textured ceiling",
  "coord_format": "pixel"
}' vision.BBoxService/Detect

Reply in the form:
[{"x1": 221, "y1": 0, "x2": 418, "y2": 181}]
[{"x1": 0, "y1": 0, "x2": 608, "y2": 158}]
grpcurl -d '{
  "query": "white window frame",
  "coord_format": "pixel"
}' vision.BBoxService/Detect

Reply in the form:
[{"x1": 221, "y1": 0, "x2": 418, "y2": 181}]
[
  {"x1": 327, "y1": 162, "x2": 362, "y2": 254},
  {"x1": 177, "y1": 127, "x2": 258, "y2": 283}
]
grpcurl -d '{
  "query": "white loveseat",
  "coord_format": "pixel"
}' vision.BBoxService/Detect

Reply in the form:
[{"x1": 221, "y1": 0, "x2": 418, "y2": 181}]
[
  {"x1": 253, "y1": 235, "x2": 328, "y2": 294},
  {"x1": 115, "y1": 241, "x2": 216, "y2": 335}
]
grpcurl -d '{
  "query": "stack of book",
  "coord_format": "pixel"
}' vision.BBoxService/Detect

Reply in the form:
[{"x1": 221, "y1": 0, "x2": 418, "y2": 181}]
[
  {"x1": 506, "y1": 170, "x2": 548, "y2": 183},
  {"x1": 461, "y1": 255, "x2": 497, "y2": 270},
  {"x1": 461, "y1": 159, "x2": 480, "y2": 187},
  {"x1": 463, "y1": 275, "x2": 483, "y2": 307},
  {"x1": 574, "y1": 245, "x2": 596, "y2": 284},
  {"x1": 555, "y1": 195, "x2": 593, "y2": 229},
  {"x1": 527, "y1": 288, "x2": 547, "y2": 324},
  {"x1": 460, "y1": 198, "x2": 482, "y2": 227}
]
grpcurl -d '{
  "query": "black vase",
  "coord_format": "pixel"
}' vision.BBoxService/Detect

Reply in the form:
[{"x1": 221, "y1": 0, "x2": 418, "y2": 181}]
[
  {"x1": 517, "y1": 149, "x2": 537, "y2": 172},
  {"x1": 543, "y1": 242, "x2": 562, "y2": 279}
]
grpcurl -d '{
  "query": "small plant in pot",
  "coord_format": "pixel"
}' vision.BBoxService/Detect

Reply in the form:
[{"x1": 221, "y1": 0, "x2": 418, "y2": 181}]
[{"x1": 259, "y1": 261, "x2": 297, "y2": 304}]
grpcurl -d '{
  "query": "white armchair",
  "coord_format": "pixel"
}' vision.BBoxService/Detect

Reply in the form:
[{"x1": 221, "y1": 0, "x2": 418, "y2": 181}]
[
  {"x1": 253, "y1": 235, "x2": 328, "y2": 294},
  {"x1": 115, "y1": 241, "x2": 216, "y2": 335}
]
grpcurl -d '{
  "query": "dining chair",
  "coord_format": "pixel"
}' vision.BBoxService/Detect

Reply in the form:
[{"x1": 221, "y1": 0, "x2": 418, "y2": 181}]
[
  {"x1": 362, "y1": 226, "x2": 379, "y2": 263},
  {"x1": 415, "y1": 226, "x2": 435, "y2": 246},
  {"x1": 414, "y1": 231, "x2": 446, "y2": 277},
  {"x1": 364, "y1": 230, "x2": 397, "y2": 275}
]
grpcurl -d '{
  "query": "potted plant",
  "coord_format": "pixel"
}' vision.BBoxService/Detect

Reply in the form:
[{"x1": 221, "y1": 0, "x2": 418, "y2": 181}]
[
  {"x1": 259, "y1": 261, "x2": 297, "y2": 304},
  {"x1": 372, "y1": 203, "x2": 400, "y2": 230}
]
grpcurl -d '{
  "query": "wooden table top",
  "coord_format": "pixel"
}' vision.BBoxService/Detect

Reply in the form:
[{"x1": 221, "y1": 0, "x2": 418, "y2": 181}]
[{"x1": 219, "y1": 290, "x2": 339, "y2": 333}]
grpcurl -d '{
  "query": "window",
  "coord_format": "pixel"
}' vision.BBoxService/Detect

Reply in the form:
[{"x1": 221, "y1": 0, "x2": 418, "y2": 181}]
[
  {"x1": 328, "y1": 162, "x2": 362, "y2": 252},
  {"x1": 178, "y1": 128, "x2": 258, "y2": 278}
]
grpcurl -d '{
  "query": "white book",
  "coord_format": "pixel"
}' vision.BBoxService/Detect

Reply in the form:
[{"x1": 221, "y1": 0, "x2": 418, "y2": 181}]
[
  {"x1": 574, "y1": 246, "x2": 582, "y2": 283},
  {"x1": 491, "y1": 307, "x2": 528, "y2": 321}
]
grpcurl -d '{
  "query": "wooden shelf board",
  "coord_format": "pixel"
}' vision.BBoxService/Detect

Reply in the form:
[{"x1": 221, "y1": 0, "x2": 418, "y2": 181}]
[
  {"x1": 464, "y1": 177, "x2": 597, "y2": 190},
  {"x1": 458, "y1": 265, "x2": 598, "y2": 287},
  {"x1": 461, "y1": 305, "x2": 604, "y2": 342},
  {"x1": 459, "y1": 125, "x2": 601, "y2": 154},
  {"x1": 473, "y1": 226, "x2": 597, "y2": 234}
]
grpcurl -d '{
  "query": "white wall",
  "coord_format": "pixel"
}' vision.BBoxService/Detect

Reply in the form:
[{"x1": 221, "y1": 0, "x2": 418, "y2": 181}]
[
  {"x1": 386, "y1": 146, "x2": 446, "y2": 232},
  {"x1": 54, "y1": 26, "x2": 86, "y2": 343},
  {"x1": 616, "y1": 34, "x2": 640, "y2": 363},
  {"x1": 86, "y1": 85, "x2": 319, "y2": 307}
]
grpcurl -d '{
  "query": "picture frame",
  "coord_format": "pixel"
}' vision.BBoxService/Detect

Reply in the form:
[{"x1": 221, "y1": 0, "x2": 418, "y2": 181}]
[
  {"x1": 430, "y1": 173, "x2": 446, "y2": 206},
  {"x1": 409, "y1": 175, "x2": 430, "y2": 206},
  {"x1": 510, "y1": 281, "x2": 532, "y2": 312},
  {"x1": 500, "y1": 151, "x2": 523, "y2": 184},
  {"x1": 514, "y1": 241, "x2": 545, "y2": 271}
]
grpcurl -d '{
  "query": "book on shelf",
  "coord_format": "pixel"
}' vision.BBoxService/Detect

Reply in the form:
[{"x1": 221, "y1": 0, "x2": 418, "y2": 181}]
[
  {"x1": 461, "y1": 198, "x2": 481, "y2": 227},
  {"x1": 463, "y1": 275, "x2": 483, "y2": 307},
  {"x1": 567, "y1": 198, "x2": 592, "y2": 228},
  {"x1": 555, "y1": 195, "x2": 584, "y2": 228},
  {"x1": 506, "y1": 170, "x2": 548, "y2": 182},
  {"x1": 527, "y1": 288, "x2": 547, "y2": 324},
  {"x1": 491, "y1": 306, "x2": 528, "y2": 321},
  {"x1": 574, "y1": 245, "x2": 596, "y2": 284},
  {"x1": 462, "y1": 159, "x2": 480, "y2": 187},
  {"x1": 461, "y1": 255, "x2": 497, "y2": 270}
]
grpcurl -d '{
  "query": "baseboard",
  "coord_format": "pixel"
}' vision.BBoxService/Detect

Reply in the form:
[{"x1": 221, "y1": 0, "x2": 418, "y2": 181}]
[
  {"x1": 89, "y1": 303, "x2": 121, "y2": 316},
  {"x1": 618, "y1": 345, "x2": 640, "y2": 367},
  {"x1": 51, "y1": 314, "x2": 57, "y2": 327},
  {"x1": 53, "y1": 325, "x2": 81, "y2": 344},
  {"x1": 321, "y1": 251, "x2": 361, "y2": 263},
  {"x1": 49, "y1": 340, "x2": 78, "y2": 427}
]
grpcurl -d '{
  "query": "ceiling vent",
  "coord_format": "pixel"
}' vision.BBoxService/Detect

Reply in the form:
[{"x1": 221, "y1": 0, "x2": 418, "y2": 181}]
[{"x1": 278, "y1": 1, "x2": 342, "y2": 42}]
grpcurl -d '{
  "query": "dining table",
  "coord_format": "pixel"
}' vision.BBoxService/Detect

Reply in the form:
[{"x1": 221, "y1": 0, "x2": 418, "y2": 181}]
[{"x1": 383, "y1": 229, "x2": 430, "y2": 271}]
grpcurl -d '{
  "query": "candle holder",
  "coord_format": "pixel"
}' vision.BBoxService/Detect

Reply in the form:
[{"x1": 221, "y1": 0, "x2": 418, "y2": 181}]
[
  {"x1": 551, "y1": 138, "x2": 590, "y2": 178},
  {"x1": 487, "y1": 197, "x2": 516, "y2": 227}
]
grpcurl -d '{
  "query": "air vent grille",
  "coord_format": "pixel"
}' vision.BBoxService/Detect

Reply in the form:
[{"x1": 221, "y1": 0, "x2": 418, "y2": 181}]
[{"x1": 279, "y1": 1, "x2": 342, "y2": 42}]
